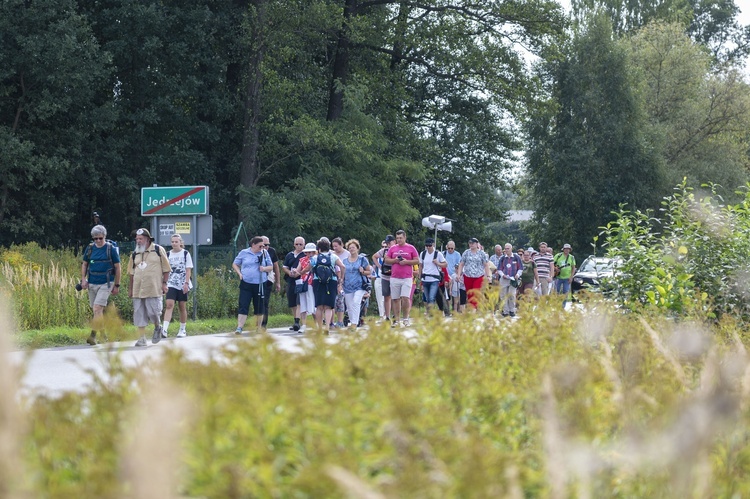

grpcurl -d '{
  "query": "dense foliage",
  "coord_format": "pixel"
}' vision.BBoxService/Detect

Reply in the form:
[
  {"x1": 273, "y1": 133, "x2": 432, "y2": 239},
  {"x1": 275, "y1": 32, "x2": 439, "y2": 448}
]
[
  {"x1": 599, "y1": 181, "x2": 750, "y2": 319},
  {"x1": 0, "y1": 0, "x2": 566, "y2": 249}
]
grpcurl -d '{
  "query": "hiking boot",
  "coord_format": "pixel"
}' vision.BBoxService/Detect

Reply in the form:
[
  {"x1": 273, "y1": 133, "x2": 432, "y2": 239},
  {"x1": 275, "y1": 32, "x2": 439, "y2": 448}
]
[
  {"x1": 292, "y1": 323, "x2": 300, "y2": 331},
  {"x1": 152, "y1": 327, "x2": 162, "y2": 344},
  {"x1": 86, "y1": 331, "x2": 97, "y2": 346},
  {"x1": 134, "y1": 336, "x2": 148, "y2": 347},
  {"x1": 176, "y1": 330, "x2": 187, "y2": 338}
]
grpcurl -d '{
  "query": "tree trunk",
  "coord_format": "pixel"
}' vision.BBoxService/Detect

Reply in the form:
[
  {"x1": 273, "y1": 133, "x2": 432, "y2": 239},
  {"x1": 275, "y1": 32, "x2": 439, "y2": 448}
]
[
  {"x1": 239, "y1": 0, "x2": 267, "y2": 195},
  {"x1": 326, "y1": 0, "x2": 357, "y2": 121}
]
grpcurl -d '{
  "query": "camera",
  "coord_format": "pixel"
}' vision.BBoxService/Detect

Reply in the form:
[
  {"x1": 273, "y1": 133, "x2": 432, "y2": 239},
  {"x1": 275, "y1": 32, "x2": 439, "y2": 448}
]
[
  {"x1": 75, "y1": 281, "x2": 83, "y2": 291},
  {"x1": 397, "y1": 256, "x2": 404, "y2": 261}
]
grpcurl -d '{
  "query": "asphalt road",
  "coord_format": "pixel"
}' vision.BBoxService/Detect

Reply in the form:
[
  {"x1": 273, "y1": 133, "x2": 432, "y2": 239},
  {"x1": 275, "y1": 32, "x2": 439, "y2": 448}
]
[{"x1": 6, "y1": 327, "x2": 311, "y2": 396}]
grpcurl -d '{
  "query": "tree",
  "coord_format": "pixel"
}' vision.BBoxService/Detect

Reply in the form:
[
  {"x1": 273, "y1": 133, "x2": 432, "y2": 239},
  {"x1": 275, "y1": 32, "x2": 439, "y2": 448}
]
[
  {"x1": 0, "y1": 0, "x2": 114, "y2": 245},
  {"x1": 625, "y1": 22, "x2": 750, "y2": 198},
  {"x1": 526, "y1": 14, "x2": 666, "y2": 252}
]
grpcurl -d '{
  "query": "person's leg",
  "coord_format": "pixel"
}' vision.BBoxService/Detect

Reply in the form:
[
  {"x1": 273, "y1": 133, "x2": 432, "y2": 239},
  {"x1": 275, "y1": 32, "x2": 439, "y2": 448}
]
[
  {"x1": 261, "y1": 281, "x2": 272, "y2": 327},
  {"x1": 236, "y1": 282, "x2": 252, "y2": 333},
  {"x1": 499, "y1": 280, "x2": 510, "y2": 315},
  {"x1": 424, "y1": 281, "x2": 438, "y2": 312},
  {"x1": 390, "y1": 280, "x2": 402, "y2": 324},
  {"x1": 374, "y1": 278, "x2": 384, "y2": 318},
  {"x1": 382, "y1": 278, "x2": 392, "y2": 320},
  {"x1": 346, "y1": 291, "x2": 364, "y2": 328},
  {"x1": 177, "y1": 300, "x2": 188, "y2": 335},
  {"x1": 163, "y1": 298, "x2": 175, "y2": 334}
]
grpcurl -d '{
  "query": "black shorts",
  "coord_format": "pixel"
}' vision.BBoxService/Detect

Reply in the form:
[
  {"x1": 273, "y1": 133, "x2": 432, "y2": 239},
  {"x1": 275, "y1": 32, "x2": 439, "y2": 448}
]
[
  {"x1": 166, "y1": 287, "x2": 189, "y2": 302},
  {"x1": 286, "y1": 279, "x2": 298, "y2": 308}
]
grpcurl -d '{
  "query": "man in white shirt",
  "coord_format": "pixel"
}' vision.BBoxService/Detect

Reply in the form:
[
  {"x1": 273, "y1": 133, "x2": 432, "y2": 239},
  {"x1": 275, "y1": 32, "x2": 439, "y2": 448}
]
[{"x1": 418, "y1": 237, "x2": 447, "y2": 313}]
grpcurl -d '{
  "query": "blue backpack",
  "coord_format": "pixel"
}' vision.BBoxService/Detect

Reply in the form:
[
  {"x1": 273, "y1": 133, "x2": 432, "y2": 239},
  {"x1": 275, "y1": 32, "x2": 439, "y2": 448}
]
[
  {"x1": 314, "y1": 253, "x2": 335, "y2": 284},
  {"x1": 83, "y1": 240, "x2": 119, "y2": 284}
]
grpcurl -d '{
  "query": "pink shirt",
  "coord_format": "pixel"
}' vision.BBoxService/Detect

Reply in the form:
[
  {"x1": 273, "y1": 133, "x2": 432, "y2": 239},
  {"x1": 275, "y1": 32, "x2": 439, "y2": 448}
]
[{"x1": 386, "y1": 243, "x2": 419, "y2": 279}]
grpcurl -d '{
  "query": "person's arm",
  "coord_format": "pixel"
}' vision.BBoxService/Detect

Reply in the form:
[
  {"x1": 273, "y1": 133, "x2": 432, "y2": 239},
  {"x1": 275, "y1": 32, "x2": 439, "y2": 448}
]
[
  {"x1": 273, "y1": 260, "x2": 281, "y2": 292},
  {"x1": 335, "y1": 257, "x2": 345, "y2": 292},
  {"x1": 81, "y1": 261, "x2": 89, "y2": 289},
  {"x1": 111, "y1": 263, "x2": 121, "y2": 295},
  {"x1": 484, "y1": 261, "x2": 492, "y2": 279},
  {"x1": 402, "y1": 249, "x2": 420, "y2": 266},
  {"x1": 232, "y1": 262, "x2": 243, "y2": 279},
  {"x1": 184, "y1": 265, "x2": 192, "y2": 293},
  {"x1": 436, "y1": 254, "x2": 447, "y2": 268},
  {"x1": 384, "y1": 248, "x2": 398, "y2": 265},
  {"x1": 372, "y1": 250, "x2": 383, "y2": 269},
  {"x1": 456, "y1": 261, "x2": 464, "y2": 279},
  {"x1": 569, "y1": 260, "x2": 576, "y2": 283}
]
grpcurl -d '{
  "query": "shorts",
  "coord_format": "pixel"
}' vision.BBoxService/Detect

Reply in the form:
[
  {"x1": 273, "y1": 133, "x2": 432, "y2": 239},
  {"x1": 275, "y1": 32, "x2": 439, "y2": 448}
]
[
  {"x1": 165, "y1": 287, "x2": 189, "y2": 302},
  {"x1": 133, "y1": 297, "x2": 163, "y2": 327},
  {"x1": 286, "y1": 279, "x2": 298, "y2": 308},
  {"x1": 390, "y1": 277, "x2": 412, "y2": 300},
  {"x1": 88, "y1": 283, "x2": 112, "y2": 308},
  {"x1": 313, "y1": 280, "x2": 338, "y2": 309},
  {"x1": 381, "y1": 278, "x2": 391, "y2": 297}
]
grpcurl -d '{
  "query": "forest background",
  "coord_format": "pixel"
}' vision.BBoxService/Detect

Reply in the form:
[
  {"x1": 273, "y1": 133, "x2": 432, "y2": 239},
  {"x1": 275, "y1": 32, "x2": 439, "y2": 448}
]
[{"x1": 2, "y1": 0, "x2": 749, "y2": 254}]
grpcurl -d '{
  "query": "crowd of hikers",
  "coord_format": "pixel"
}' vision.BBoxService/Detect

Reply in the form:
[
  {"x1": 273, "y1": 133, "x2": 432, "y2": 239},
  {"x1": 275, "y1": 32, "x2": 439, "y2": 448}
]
[
  {"x1": 79, "y1": 224, "x2": 577, "y2": 345},
  {"x1": 233, "y1": 230, "x2": 577, "y2": 334}
]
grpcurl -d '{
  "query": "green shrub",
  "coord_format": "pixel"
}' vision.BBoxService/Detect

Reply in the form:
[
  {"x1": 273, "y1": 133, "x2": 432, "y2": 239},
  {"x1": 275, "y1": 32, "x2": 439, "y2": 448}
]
[{"x1": 599, "y1": 181, "x2": 750, "y2": 319}]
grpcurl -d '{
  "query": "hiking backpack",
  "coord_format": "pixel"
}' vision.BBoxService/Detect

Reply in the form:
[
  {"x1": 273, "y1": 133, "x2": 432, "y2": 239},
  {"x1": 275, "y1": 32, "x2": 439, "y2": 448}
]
[{"x1": 314, "y1": 253, "x2": 335, "y2": 283}]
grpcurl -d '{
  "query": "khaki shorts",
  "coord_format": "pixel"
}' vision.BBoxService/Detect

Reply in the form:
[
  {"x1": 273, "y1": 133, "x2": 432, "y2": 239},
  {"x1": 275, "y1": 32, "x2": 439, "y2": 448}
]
[
  {"x1": 390, "y1": 277, "x2": 412, "y2": 300},
  {"x1": 88, "y1": 283, "x2": 112, "y2": 308},
  {"x1": 132, "y1": 297, "x2": 163, "y2": 327}
]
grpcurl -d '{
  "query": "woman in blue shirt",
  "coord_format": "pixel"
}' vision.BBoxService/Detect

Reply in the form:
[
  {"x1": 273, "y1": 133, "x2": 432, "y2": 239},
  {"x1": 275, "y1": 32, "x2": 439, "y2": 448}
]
[
  {"x1": 232, "y1": 236, "x2": 273, "y2": 334},
  {"x1": 342, "y1": 239, "x2": 371, "y2": 329}
]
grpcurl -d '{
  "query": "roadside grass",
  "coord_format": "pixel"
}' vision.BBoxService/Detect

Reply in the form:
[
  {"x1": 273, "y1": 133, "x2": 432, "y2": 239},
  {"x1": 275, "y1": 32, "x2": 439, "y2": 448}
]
[{"x1": 13, "y1": 314, "x2": 294, "y2": 350}]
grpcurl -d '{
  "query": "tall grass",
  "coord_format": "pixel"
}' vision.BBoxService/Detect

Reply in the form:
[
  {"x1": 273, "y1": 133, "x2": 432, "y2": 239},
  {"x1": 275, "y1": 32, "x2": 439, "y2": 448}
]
[
  {"x1": 12, "y1": 299, "x2": 750, "y2": 496},
  {"x1": 0, "y1": 243, "x2": 289, "y2": 332}
]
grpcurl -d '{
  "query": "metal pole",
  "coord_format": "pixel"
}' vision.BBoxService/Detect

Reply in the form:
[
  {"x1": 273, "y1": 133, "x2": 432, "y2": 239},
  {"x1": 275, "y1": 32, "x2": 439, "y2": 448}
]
[{"x1": 192, "y1": 214, "x2": 198, "y2": 321}]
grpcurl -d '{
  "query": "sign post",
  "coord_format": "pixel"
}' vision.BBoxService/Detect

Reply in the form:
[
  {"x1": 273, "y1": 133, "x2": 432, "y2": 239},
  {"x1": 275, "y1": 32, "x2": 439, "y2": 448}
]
[{"x1": 142, "y1": 186, "x2": 211, "y2": 321}]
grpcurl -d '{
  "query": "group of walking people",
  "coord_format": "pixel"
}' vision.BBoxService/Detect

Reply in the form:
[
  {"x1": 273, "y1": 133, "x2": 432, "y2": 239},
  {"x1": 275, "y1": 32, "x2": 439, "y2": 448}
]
[
  {"x1": 234, "y1": 230, "x2": 578, "y2": 332},
  {"x1": 80, "y1": 223, "x2": 577, "y2": 345}
]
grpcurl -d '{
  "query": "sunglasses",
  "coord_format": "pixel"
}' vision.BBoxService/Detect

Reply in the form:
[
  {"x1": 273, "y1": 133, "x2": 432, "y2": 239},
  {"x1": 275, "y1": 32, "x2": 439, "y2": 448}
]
[
  {"x1": 294, "y1": 243, "x2": 304, "y2": 246},
  {"x1": 425, "y1": 244, "x2": 433, "y2": 247},
  {"x1": 93, "y1": 237, "x2": 104, "y2": 241}
]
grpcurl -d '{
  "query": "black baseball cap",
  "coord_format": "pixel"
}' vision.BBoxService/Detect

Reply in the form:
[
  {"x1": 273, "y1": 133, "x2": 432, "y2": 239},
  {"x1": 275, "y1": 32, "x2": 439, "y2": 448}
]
[
  {"x1": 425, "y1": 237, "x2": 435, "y2": 245},
  {"x1": 385, "y1": 234, "x2": 396, "y2": 243},
  {"x1": 468, "y1": 237, "x2": 479, "y2": 243}
]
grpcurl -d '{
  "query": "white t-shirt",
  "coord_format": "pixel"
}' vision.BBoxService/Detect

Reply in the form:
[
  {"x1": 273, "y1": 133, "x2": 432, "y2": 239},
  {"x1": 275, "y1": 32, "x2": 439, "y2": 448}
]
[
  {"x1": 419, "y1": 249, "x2": 446, "y2": 283},
  {"x1": 167, "y1": 249, "x2": 194, "y2": 289}
]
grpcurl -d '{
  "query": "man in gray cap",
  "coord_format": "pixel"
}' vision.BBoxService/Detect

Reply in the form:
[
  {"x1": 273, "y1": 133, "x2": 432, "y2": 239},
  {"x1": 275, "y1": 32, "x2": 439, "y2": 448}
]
[{"x1": 128, "y1": 228, "x2": 172, "y2": 346}]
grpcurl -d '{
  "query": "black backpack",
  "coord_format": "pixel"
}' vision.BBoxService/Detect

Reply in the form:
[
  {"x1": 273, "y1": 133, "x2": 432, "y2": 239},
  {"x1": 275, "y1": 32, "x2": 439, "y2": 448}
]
[
  {"x1": 314, "y1": 253, "x2": 335, "y2": 284},
  {"x1": 380, "y1": 249, "x2": 392, "y2": 276}
]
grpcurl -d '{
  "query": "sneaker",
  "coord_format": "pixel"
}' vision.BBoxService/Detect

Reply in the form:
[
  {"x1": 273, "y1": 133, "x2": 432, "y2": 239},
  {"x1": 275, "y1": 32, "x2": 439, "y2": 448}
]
[
  {"x1": 86, "y1": 332, "x2": 97, "y2": 346},
  {"x1": 509, "y1": 312, "x2": 516, "y2": 317},
  {"x1": 176, "y1": 330, "x2": 187, "y2": 338},
  {"x1": 235, "y1": 327, "x2": 243, "y2": 335},
  {"x1": 391, "y1": 320, "x2": 398, "y2": 328},
  {"x1": 298, "y1": 326, "x2": 306, "y2": 334},
  {"x1": 161, "y1": 329, "x2": 168, "y2": 338},
  {"x1": 134, "y1": 336, "x2": 148, "y2": 347},
  {"x1": 402, "y1": 318, "x2": 411, "y2": 327},
  {"x1": 152, "y1": 327, "x2": 162, "y2": 344}
]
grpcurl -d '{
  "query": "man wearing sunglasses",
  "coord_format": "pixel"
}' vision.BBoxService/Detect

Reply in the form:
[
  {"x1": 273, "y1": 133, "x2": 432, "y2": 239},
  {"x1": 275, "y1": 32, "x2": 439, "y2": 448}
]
[
  {"x1": 282, "y1": 236, "x2": 306, "y2": 331},
  {"x1": 81, "y1": 224, "x2": 121, "y2": 345}
]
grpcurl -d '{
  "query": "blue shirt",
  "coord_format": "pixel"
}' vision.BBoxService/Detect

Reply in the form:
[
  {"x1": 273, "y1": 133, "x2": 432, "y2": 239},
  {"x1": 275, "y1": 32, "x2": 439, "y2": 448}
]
[
  {"x1": 444, "y1": 250, "x2": 461, "y2": 277},
  {"x1": 83, "y1": 243, "x2": 120, "y2": 285},
  {"x1": 234, "y1": 248, "x2": 272, "y2": 284},
  {"x1": 343, "y1": 255, "x2": 369, "y2": 294}
]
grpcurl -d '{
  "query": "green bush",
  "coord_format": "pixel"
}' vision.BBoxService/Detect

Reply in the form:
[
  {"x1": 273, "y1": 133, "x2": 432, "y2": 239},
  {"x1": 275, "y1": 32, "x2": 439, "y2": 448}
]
[{"x1": 599, "y1": 181, "x2": 750, "y2": 319}]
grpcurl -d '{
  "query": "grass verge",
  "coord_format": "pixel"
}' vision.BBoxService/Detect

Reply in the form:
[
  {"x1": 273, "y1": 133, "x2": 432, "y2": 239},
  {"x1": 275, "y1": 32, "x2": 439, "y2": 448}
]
[{"x1": 12, "y1": 314, "x2": 294, "y2": 350}]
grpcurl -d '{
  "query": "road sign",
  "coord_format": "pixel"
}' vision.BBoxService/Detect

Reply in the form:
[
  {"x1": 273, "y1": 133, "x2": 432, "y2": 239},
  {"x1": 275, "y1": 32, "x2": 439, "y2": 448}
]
[{"x1": 141, "y1": 186, "x2": 209, "y2": 216}]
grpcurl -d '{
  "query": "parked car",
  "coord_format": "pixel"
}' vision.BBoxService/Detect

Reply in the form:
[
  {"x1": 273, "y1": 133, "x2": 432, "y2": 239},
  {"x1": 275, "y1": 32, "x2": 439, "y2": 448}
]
[{"x1": 572, "y1": 256, "x2": 620, "y2": 293}]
